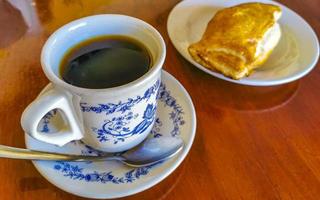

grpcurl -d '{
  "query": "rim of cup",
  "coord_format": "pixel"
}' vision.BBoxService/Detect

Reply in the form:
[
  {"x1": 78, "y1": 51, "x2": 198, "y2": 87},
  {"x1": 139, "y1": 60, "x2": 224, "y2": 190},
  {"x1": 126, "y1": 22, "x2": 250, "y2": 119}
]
[{"x1": 41, "y1": 14, "x2": 166, "y2": 97}]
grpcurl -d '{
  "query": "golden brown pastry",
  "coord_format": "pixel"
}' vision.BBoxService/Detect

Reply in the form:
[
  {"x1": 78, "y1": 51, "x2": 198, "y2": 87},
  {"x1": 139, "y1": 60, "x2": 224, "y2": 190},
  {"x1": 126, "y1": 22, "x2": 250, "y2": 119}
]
[{"x1": 188, "y1": 3, "x2": 282, "y2": 79}]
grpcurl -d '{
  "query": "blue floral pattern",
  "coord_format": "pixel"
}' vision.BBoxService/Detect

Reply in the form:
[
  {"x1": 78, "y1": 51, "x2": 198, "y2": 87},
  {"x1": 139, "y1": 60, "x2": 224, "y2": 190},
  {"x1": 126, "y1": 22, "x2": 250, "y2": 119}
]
[
  {"x1": 92, "y1": 103, "x2": 157, "y2": 144},
  {"x1": 80, "y1": 80, "x2": 160, "y2": 144},
  {"x1": 157, "y1": 83, "x2": 185, "y2": 136},
  {"x1": 40, "y1": 82, "x2": 185, "y2": 184},
  {"x1": 40, "y1": 109, "x2": 57, "y2": 133},
  {"x1": 53, "y1": 161, "x2": 157, "y2": 184},
  {"x1": 80, "y1": 80, "x2": 160, "y2": 114},
  {"x1": 150, "y1": 118, "x2": 163, "y2": 138}
]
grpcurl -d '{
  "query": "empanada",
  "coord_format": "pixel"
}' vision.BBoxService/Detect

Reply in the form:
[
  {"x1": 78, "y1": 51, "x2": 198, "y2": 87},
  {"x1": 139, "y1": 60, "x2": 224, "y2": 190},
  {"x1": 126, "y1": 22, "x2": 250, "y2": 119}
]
[{"x1": 188, "y1": 3, "x2": 282, "y2": 79}]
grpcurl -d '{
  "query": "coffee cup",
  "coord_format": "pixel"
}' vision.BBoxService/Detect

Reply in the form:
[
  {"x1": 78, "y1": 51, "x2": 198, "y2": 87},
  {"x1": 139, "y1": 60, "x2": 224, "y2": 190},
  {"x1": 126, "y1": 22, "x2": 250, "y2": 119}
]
[{"x1": 21, "y1": 14, "x2": 166, "y2": 152}]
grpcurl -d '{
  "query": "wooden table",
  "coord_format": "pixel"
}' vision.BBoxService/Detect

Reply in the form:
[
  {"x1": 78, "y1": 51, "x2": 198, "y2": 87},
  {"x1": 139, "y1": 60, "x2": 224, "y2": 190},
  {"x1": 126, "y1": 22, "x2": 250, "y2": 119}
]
[{"x1": 0, "y1": 0, "x2": 319, "y2": 199}]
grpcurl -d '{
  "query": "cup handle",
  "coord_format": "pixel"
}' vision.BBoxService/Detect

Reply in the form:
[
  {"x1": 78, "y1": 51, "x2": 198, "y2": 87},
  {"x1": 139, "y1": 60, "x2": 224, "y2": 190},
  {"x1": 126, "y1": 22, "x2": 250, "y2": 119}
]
[{"x1": 21, "y1": 87, "x2": 84, "y2": 146}]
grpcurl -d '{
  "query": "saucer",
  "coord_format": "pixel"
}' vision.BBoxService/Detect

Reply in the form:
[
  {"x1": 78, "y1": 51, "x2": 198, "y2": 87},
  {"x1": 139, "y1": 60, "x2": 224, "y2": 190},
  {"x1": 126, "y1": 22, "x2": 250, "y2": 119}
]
[
  {"x1": 24, "y1": 70, "x2": 196, "y2": 199},
  {"x1": 167, "y1": 0, "x2": 319, "y2": 86}
]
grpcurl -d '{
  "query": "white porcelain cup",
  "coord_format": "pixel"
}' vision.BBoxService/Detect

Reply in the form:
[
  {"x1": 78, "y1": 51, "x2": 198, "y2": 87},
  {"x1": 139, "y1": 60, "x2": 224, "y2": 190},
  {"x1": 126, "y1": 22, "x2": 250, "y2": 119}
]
[{"x1": 21, "y1": 14, "x2": 166, "y2": 152}]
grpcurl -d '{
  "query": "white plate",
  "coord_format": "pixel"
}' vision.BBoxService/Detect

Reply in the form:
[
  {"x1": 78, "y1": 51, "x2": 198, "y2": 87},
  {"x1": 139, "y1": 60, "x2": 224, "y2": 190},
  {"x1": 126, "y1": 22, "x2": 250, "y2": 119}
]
[
  {"x1": 167, "y1": 0, "x2": 319, "y2": 86},
  {"x1": 24, "y1": 70, "x2": 196, "y2": 199}
]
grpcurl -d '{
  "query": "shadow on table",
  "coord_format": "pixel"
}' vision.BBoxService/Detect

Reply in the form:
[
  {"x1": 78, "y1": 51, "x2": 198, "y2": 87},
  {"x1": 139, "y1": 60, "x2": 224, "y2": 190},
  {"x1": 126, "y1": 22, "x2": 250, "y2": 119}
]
[{"x1": 171, "y1": 45, "x2": 300, "y2": 112}]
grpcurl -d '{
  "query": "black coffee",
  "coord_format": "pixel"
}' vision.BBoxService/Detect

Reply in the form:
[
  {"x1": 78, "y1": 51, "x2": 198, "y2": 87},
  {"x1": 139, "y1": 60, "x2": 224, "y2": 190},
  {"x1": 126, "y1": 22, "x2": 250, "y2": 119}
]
[{"x1": 59, "y1": 35, "x2": 151, "y2": 89}]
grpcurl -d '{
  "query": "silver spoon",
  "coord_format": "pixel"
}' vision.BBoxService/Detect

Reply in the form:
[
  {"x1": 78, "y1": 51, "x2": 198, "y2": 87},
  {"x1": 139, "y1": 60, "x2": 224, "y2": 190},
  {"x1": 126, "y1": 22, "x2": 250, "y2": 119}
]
[{"x1": 0, "y1": 137, "x2": 184, "y2": 167}]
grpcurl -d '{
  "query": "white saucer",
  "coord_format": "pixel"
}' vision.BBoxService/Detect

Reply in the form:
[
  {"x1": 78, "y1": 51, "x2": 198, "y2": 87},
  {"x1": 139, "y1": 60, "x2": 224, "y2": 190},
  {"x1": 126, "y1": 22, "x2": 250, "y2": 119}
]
[
  {"x1": 167, "y1": 0, "x2": 319, "y2": 86},
  {"x1": 24, "y1": 71, "x2": 196, "y2": 199}
]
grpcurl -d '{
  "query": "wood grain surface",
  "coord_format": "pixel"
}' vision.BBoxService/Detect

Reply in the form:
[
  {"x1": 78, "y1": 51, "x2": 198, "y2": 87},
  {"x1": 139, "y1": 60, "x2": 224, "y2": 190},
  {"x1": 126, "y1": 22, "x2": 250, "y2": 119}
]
[{"x1": 0, "y1": 0, "x2": 319, "y2": 199}]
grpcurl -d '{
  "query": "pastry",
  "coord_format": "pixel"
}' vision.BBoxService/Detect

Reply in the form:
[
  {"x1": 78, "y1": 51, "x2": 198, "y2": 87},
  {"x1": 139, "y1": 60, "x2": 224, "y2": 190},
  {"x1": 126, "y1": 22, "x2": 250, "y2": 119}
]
[{"x1": 188, "y1": 3, "x2": 282, "y2": 79}]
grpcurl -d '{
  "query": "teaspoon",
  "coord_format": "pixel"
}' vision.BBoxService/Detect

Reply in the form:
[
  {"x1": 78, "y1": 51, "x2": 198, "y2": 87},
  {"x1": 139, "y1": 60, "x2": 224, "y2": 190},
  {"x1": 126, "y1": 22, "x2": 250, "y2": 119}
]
[{"x1": 0, "y1": 137, "x2": 184, "y2": 167}]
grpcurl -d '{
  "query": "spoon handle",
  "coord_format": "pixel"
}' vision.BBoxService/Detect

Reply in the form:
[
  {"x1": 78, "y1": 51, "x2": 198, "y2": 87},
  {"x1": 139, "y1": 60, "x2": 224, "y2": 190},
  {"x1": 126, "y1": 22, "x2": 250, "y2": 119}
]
[{"x1": 0, "y1": 145, "x2": 120, "y2": 162}]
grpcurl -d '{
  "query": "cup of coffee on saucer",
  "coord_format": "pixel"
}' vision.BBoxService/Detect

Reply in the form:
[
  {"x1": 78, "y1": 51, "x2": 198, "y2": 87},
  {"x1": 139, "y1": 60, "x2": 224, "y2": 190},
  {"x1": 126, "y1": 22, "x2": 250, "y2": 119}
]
[{"x1": 21, "y1": 14, "x2": 166, "y2": 152}]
